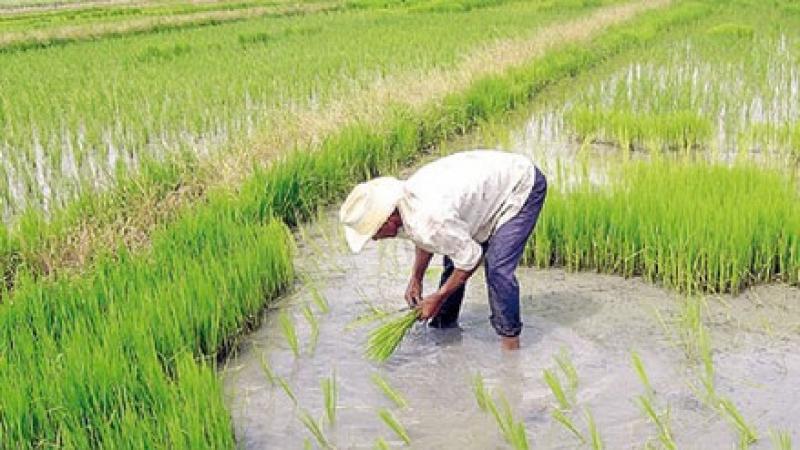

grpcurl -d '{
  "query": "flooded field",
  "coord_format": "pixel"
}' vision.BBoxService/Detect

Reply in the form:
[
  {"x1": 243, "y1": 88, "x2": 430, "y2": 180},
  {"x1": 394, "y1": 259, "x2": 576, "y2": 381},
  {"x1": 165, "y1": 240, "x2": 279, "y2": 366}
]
[{"x1": 223, "y1": 213, "x2": 799, "y2": 449}]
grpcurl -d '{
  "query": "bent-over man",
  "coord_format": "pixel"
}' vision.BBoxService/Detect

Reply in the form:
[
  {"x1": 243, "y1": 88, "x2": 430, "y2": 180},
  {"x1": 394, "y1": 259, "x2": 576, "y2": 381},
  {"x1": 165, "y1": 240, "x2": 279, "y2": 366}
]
[{"x1": 339, "y1": 150, "x2": 547, "y2": 350}]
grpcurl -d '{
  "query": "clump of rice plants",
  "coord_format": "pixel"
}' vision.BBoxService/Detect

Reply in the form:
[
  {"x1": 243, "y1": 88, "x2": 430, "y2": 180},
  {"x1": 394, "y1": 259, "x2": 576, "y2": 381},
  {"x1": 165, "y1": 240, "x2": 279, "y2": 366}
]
[
  {"x1": 528, "y1": 160, "x2": 800, "y2": 294},
  {"x1": 540, "y1": 357, "x2": 607, "y2": 448},
  {"x1": 371, "y1": 373, "x2": 408, "y2": 408},
  {"x1": 378, "y1": 408, "x2": 411, "y2": 445},
  {"x1": 472, "y1": 373, "x2": 530, "y2": 450},
  {"x1": 366, "y1": 310, "x2": 420, "y2": 363}
]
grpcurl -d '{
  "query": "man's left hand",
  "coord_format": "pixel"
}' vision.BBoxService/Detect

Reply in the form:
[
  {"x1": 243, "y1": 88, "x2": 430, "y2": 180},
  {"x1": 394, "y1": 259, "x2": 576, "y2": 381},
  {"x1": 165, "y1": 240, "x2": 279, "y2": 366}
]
[{"x1": 417, "y1": 293, "x2": 445, "y2": 320}]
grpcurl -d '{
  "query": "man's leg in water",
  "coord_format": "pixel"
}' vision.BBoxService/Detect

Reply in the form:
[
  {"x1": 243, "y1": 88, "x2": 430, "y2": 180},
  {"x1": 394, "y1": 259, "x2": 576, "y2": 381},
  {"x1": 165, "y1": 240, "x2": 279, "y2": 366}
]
[
  {"x1": 485, "y1": 168, "x2": 547, "y2": 350},
  {"x1": 429, "y1": 255, "x2": 466, "y2": 328}
]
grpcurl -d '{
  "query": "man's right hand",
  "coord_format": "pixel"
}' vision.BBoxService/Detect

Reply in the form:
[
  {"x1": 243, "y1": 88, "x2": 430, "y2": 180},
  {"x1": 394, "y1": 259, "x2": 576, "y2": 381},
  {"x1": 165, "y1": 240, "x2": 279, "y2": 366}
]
[{"x1": 404, "y1": 278, "x2": 422, "y2": 308}]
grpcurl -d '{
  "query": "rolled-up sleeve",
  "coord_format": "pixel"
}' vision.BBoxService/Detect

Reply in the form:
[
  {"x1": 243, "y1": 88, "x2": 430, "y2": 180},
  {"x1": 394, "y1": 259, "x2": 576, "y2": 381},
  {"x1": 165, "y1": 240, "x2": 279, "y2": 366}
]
[{"x1": 430, "y1": 215, "x2": 482, "y2": 271}]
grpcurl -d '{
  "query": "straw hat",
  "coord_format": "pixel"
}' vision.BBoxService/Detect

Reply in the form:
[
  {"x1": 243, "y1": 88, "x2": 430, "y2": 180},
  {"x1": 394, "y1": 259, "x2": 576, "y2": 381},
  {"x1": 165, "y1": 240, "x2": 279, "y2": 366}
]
[{"x1": 339, "y1": 176, "x2": 404, "y2": 253}]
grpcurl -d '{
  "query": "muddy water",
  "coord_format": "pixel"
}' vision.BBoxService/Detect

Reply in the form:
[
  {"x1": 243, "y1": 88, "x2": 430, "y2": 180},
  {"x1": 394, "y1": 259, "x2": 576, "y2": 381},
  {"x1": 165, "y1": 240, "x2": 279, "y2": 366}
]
[{"x1": 223, "y1": 213, "x2": 800, "y2": 449}]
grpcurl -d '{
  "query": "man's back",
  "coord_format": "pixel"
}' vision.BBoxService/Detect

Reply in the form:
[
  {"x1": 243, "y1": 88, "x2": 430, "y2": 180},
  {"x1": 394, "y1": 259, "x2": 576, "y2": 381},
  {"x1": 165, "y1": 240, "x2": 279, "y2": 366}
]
[{"x1": 402, "y1": 150, "x2": 535, "y2": 243}]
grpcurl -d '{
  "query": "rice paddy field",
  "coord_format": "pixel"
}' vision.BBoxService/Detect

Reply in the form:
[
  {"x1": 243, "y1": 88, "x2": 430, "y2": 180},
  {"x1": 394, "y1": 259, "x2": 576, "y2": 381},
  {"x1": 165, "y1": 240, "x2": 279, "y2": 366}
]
[{"x1": 0, "y1": 0, "x2": 798, "y2": 448}]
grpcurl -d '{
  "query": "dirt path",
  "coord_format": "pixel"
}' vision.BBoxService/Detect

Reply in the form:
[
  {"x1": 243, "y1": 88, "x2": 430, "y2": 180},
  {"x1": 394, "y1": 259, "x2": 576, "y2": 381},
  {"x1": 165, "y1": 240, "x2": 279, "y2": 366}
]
[{"x1": 0, "y1": 1, "x2": 339, "y2": 50}]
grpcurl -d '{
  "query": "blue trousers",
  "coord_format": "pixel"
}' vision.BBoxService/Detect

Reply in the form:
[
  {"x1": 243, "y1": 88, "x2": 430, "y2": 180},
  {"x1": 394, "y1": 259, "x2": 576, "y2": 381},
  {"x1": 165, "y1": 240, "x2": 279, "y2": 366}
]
[{"x1": 429, "y1": 167, "x2": 547, "y2": 337}]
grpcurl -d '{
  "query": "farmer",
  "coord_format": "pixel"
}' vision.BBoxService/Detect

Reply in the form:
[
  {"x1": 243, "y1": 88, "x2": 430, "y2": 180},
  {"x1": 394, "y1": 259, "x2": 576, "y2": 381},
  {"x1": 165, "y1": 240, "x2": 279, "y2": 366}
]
[{"x1": 339, "y1": 150, "x2": 547, "y2": 350}]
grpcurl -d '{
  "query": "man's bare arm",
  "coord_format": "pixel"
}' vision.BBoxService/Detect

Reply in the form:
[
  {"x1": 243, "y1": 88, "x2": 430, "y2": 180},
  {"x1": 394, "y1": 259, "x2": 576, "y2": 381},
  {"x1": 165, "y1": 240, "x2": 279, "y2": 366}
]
[
  {"x1": 405, "y1": 246, "x2": 433, "y2": 306},
  {"x1": 418, "y1": 259, "x2": 480, "y2": 319}
]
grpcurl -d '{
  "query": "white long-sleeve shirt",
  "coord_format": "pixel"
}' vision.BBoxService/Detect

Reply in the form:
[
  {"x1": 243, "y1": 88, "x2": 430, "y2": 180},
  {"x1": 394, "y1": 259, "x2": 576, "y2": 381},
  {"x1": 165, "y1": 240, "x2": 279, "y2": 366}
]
[{"x1": 397, "y1": 150, "x2": 536, "y2": 270}]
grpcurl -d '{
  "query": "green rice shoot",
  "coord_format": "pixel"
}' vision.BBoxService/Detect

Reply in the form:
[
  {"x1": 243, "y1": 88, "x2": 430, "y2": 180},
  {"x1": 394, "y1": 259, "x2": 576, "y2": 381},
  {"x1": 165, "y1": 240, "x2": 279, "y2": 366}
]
[
  {"x1": 371, "y1": 373, "x2": 408, "y2": 409},
  {"x1": 378, "y1": 408, "x2": 411, "y2": 445},
  {"x1": 279, "y1": 310, "x2": 301, "y2": 357},
  {"x1": 302, "y1": 304, "x2": 320, "y2": 355},
  {"x1": 298, "y1": 408, "x2": 332, "y2": 449},
  {"x1": 321, "y1": 371, "x2": 338, "y2": 426},
  {"x1": 543, "y1": 368, "x2": 571, "y2": 411}
]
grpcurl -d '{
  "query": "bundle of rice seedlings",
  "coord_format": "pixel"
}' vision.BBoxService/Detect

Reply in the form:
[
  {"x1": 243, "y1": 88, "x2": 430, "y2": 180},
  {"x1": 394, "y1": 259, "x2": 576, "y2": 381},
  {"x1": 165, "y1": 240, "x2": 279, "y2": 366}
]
[{"x1": 365, "y1": 310, "x2": 420, "y2": 363}]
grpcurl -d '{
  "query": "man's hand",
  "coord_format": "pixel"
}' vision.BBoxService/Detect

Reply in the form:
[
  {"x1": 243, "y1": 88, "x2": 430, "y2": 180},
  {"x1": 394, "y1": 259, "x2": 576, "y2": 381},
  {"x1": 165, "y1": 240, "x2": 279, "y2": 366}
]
[
  {"x1": 404, "y1": 278, "x2": 422, "y2": 308},
  {"x1": 417, "y1": 293, "x2": 445, "y2": 320}
]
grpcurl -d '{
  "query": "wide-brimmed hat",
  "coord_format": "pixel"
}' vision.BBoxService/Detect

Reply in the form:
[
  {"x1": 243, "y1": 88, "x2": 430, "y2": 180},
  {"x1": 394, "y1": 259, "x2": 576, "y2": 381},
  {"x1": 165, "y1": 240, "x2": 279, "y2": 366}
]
[{"x1": 339, "y1": 176, "x2": 404, "y2": 253}]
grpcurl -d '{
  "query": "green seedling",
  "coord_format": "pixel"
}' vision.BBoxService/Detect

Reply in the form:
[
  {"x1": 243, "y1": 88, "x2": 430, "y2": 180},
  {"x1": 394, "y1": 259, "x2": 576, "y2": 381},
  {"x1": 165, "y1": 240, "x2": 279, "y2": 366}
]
[
  {"x1": 543, "y1": 368, "x2": 571, "y2": 411},
  {"x1": 473, "y1": 374, "x2": 529, "y2": 450},
  {"x1": 552, "y1": 408, "x2": 585, "y2": 444},
  {"x1": 321, "y1": 371, "x2": 338, "y2": 425},
  {"x1": 276, "y1": 375, "x2": 298, "y2": 406},
  {"x1": 378, "y1": 409, "x2": 411, "y2": 445},
  {"x1": 371, "y1": 373, "x2": 407, "y2": 408},
  {"x1": 630, "y1": 351, "x2": 654, "y2": 396},
  {"x1": 585, "y1": 409, "x2": 603, "y2": 450},
  {"x1": 298, "y1": 408, "x2": 332, "y2": 449},
  {"x1": 473, "y1": 373, "x2": 490, "y2": 412},
  {"x1": 637, "y1": 396, "x2": 676, "y2": 450},
  {"x1": 279, "y1": 310, "x2": 300, "y2": 357},
  {"x1": 257, "y1": 352, "x2": 277, "y2": 386},
  {"x1": 302, "y1": 304, "x2": 320, "y2": 354},
  {"x1": 718, "y1": 397, "x2": 758, "y2": 447},
  {"x1": 302, "y1": 274, "x2": 330, "y2": 314},
  {"x1": 555, "y1": 351, "x2": 579, "y2": 395},
  {"x1": 374, "y1": 437, "x2": 391, "y2": 450},
  {"x1": 769, "y1": 429, "x2": 791, "y2": 450}
]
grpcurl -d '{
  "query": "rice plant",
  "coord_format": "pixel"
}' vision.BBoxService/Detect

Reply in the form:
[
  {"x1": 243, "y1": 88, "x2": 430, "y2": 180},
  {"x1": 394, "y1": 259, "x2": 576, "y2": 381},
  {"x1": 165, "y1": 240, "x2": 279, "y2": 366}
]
[
  {"x1": 303, "y1": 275, "x2": 330, "y2": 314},
  {"x1": 472, "y1": 373, "x2": 530, "y2": 450},
  {"x1": 585, "y1": 409, "x2": 604, "y2": 450},
  {"x1": 637, "y1": 396, "x2": 677, "y2": 450},
  {"x1": 302, "y1": 304, "x2": 320, "y2": 354},
  {"x1": 321, "y1": 371, "x2": 338, "y2": 426},
  {"x1": 276, "y1": 376, "x2": 298, "y2": 406},
  {"x1": 769, "y1": 430, "x2": 792, "y2": 450},
  {"x1": 630, "y1": 352, "x2": 676, "y2": 450},
  {"x1": 630, "y1": 351, "x2": 654, "y2": 396},
  {"x1": 365, "y1": 310, "x2": 420, "y2": 363},
  {"x1": 718, "y1": 397, "x2": 758, "y2": 447},
  {"x1": 552, "y1": 408, "x2": 585, "y2": 444},
  {"x1": 298, "y1": 408, "x2": 332, "y2": 449},
  {"x1": 555, "y1": 351, "x2": 580, "y2": 395},
  {"x1": 371, "y1": 373, "x2": 408, "y2": 409},
  {"x1": 257, "y1": 351, "x2": 277, "y2": 386},
  {"x1": 543, "y1": 368, "x2": 571, "y2": 411},
  {"x1": 378, "y1": 409, "x2": 411, "y2": 445},
  {"x1": 279, "y1": 310, "x2": 301, "y2": 357},
  {"x1": 473, "y1": 373, "x2": 490, "y2": 412},
  {"x1": 374, "y1": 437, "x2": 392, "y2": 450},
  {"x1": 528, "y1": 160, "x2": 800, "y2": 294}
]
